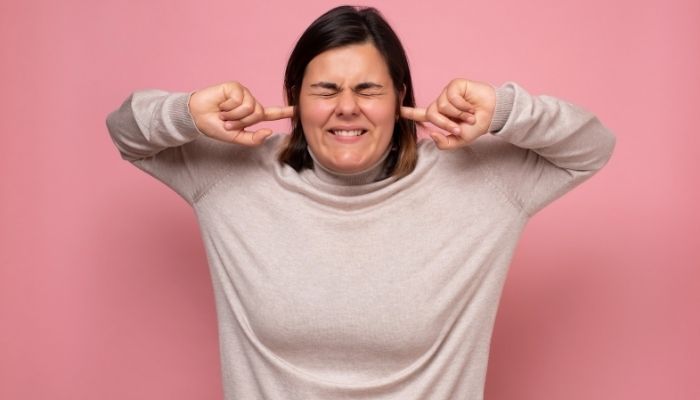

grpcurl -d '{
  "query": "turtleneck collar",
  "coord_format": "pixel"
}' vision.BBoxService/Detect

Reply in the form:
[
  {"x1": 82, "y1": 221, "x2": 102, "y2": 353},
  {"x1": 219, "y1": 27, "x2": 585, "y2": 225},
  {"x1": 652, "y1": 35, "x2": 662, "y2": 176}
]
[{"x1": 306, "y1": 146, "x2": 392, "y2": 186}]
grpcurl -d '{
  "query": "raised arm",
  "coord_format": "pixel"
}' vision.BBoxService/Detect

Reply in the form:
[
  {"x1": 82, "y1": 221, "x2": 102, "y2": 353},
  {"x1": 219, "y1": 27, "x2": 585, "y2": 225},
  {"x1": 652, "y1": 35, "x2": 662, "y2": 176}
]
[
  {"x1": 402, "y1": 79, "x2": 616, "y2": 216},
  {"x1": 105, "y1": 81, "x2": 292, "y2": 204}
]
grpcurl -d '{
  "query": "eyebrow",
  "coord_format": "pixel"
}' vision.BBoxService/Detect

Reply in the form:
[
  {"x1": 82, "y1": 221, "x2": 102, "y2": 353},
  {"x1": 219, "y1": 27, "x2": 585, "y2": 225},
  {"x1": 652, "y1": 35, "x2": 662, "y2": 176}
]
[{"x1": 309, "y1": 81, "x2": 385, "y2": 91}]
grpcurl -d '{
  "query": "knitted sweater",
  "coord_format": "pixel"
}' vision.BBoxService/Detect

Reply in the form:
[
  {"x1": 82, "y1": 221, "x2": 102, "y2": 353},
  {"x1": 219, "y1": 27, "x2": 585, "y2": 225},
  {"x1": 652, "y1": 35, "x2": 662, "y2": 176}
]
[{"x1": 106, "y1": 82, "x2": 615, "y2": 399}]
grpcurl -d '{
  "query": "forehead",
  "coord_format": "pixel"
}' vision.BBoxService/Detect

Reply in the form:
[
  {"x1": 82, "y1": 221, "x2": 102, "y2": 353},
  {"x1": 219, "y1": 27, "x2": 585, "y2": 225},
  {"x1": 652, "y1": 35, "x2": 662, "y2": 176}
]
[{"x1": 302, "y1": 42, "x2": 392, "y2": 84}]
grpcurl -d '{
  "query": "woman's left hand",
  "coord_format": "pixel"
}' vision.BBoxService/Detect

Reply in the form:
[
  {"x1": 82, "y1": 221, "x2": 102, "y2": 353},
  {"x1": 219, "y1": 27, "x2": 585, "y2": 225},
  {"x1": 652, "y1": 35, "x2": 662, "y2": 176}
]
[{"x1": 401, "y1": 79, "x2": 497, "y2": 149}]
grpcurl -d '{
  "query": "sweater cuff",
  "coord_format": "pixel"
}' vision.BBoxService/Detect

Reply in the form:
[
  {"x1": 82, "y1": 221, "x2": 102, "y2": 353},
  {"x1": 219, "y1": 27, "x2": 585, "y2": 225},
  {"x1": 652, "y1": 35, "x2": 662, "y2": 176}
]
[
  {"x1": 487, "y1": 84, "x2": 515, "y2": 134},
  {"x1": 167, "y1": 92, "x2": 203, "y2": 139}
]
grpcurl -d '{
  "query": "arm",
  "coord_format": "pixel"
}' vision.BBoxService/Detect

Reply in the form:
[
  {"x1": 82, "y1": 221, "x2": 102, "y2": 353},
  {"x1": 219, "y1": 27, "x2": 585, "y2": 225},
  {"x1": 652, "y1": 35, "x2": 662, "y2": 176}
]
[
  {"x1": 106, "y1": 89, "x2": 238, "y2": 205},
  {"x1": 402, "y1": 80, "x2": 616, "y2": 216},
  {"x1": 107, "y1": 90, "x2": 200, "y2": 162},
  {"x1": 105, "y1": 82, "x2": 292, "y2": 204},
  {"x1": 471, "y1": 82, "x2": 616, "y2": 215}
]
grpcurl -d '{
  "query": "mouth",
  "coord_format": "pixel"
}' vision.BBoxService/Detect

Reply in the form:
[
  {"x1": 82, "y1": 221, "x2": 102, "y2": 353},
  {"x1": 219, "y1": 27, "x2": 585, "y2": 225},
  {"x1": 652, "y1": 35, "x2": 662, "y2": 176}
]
[{"x1": 328, "y1": 129, "x2": 368, "y2": 137}]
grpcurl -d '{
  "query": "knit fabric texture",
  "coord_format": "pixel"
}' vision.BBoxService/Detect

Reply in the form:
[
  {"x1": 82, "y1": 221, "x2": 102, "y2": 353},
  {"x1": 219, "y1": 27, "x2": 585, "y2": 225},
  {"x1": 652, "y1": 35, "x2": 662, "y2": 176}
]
[{"x1": 106, "y1": 82, "x2": 615, "y2": 399}]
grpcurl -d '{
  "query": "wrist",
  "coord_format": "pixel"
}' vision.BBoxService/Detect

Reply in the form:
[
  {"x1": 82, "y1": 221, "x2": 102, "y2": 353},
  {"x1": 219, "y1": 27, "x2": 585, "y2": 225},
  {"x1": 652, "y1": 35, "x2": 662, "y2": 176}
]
[{"x1": 487, "y1": 83, "x2": 515, "y2": 134}]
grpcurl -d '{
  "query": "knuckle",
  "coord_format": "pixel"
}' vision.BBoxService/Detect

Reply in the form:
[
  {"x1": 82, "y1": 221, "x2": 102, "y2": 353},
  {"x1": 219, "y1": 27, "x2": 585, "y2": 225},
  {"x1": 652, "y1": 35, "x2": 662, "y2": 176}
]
[
  {"x1": 237, "y1": 103, "x2": 254, "y2": 115},
  {"x1": 427, "y1": 104, "x2": 441, "y2": 119},
  {"x1": 447, "y1": 91, "x2": 462, "y2": 104},
  {"x1": 425, "y1": 110, "x2": 439, "y2": 125},
  {"x1": 228, "y1": 95, "x2": 243, "y2": 107}
]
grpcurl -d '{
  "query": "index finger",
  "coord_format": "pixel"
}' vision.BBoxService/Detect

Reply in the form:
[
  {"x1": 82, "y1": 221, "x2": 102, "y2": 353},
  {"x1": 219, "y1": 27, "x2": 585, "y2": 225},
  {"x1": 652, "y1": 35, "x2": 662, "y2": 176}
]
[
  {"x1": 400, "y1": 106, "x2": 428, "y2": 122},
  {"x1": 263, "y1": 106, "x2": 294, "y2": 121}
]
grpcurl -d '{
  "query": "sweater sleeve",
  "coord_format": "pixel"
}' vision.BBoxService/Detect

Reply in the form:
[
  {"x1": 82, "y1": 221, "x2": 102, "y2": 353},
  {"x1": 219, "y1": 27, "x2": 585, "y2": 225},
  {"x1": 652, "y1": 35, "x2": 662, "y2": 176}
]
[
  {"x1": 106, "y1": 90, "x2": 254, "y2": 205},
  {"x1": 468, "y1": 82, "x2": 616, "y2": 216}
]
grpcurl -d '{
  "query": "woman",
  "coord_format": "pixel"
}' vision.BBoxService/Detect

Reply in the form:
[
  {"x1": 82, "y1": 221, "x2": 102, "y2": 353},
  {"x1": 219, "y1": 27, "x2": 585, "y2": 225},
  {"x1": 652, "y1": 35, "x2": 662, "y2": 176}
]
[{"x1": 107, "y1": 5, "x2": 615, "y2": 400}]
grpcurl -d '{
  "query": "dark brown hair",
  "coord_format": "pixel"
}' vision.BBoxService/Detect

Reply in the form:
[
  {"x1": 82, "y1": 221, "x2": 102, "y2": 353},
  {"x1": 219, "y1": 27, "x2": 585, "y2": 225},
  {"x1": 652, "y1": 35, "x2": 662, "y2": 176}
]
[{"x1": 279, "y1": 5, "x2": 417, "y2": 178}]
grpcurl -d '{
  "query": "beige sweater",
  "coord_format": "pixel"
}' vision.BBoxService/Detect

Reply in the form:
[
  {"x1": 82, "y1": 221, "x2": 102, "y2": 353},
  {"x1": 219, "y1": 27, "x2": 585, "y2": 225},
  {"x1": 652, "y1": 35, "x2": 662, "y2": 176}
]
[{"x1": 106, "y1": 82, "x2": 615, "y2": 399}]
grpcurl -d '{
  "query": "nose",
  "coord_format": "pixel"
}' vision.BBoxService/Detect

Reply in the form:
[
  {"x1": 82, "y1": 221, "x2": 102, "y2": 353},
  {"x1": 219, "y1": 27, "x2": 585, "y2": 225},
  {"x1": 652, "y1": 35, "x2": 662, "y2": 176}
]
[{"x1": 335, "y1": 90, "x2": 360, "y2": 118}]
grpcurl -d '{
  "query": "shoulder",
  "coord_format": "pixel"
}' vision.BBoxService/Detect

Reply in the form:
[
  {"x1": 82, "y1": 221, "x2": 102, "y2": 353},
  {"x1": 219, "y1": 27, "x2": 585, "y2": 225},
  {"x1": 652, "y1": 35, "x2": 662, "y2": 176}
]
[
  {"x1": 419, "y1": 134, "x2": 526, "y2": 173},
  {"x1": 178, "y1": 131, "x2": 288, "y2": 169}
]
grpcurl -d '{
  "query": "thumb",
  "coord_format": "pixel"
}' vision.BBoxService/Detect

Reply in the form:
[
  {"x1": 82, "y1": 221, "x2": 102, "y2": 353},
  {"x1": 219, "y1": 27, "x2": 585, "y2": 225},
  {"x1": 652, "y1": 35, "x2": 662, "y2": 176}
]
[{"x1": 430, "y1": 132, "x2": 452, "y2": 150}]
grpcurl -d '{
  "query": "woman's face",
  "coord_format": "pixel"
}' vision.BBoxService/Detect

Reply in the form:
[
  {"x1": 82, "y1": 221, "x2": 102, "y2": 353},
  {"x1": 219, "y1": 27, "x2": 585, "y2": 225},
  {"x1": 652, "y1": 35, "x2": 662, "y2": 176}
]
[{"x1": 299, "y1": 42, "x2": 401, "y2": 174}]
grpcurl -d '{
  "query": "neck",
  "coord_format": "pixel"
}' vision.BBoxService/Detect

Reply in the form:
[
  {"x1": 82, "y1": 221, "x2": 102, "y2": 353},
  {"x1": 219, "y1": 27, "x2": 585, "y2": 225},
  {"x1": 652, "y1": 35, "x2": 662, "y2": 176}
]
[{"x1": 307, "y1": 147, "x2": 392, "y2": 186}]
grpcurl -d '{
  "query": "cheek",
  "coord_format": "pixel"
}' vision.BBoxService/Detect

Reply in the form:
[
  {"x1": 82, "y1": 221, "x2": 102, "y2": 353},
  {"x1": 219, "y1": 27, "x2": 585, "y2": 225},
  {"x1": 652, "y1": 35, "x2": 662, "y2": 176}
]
[
  {"x1": 359, "y1": 100, "x2": 397, "y2": 129},
  {"x1": 299, "y1": 100, "x2": 334, "y2": 130}
]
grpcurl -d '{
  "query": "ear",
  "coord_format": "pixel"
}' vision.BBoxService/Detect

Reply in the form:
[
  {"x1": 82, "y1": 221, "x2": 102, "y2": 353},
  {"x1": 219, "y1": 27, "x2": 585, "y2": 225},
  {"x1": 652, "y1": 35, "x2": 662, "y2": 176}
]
[{"x1": 396, "y1": 84, "x2": 407, "y2": 119}]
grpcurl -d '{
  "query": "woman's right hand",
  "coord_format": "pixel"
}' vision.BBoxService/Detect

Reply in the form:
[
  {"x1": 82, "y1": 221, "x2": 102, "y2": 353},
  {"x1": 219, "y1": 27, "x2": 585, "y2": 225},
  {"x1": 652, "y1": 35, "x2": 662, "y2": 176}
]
[{"x1": 188, "y1": 81, "x2": 293, "y2": 146}]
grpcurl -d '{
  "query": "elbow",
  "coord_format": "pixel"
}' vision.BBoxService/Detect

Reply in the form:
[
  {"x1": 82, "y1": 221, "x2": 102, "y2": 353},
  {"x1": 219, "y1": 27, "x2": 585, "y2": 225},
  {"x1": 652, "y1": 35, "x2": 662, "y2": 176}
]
[
  {"x1": 558, "y1": 117, "x2": 617, "y2": 175},
  {"x1": 574, "y1": 114, "x2": 617, "y2": 172},
  {"x1": 105, "y1": 95, "x2": 143, "y2": 162},
  {"x1": 105, "y1": 109, "x2": 121, "y2": 144},
  {"x1": 105, "y1": 111, "x2": 135, "y2": 162},
  {"x1": 593, "y1": 121, "x2": 617, "y2": 170}
]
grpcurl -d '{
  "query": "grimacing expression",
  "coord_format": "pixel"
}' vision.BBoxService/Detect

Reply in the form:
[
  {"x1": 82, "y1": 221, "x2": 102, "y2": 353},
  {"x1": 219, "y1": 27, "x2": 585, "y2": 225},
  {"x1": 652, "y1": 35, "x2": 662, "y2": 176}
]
[{"x1": 299, "y1": 42, "x2": 402, "y2": 174}]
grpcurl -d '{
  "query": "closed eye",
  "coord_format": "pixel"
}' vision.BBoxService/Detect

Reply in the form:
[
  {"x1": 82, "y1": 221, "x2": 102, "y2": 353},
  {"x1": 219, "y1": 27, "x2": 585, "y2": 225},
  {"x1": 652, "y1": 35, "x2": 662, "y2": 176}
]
[
  {"x1": 356, "y1": 90, "x2": 384, "y2": 97},
  {"x1": 310, "y1": 82, "x2": 340, "y2": 97},
  {"x1": 354, "y1": 82, "x2": 385, "y2": 97},
  {"x1": 313, "y1": 91, "x2": 338, "y2": 97}
]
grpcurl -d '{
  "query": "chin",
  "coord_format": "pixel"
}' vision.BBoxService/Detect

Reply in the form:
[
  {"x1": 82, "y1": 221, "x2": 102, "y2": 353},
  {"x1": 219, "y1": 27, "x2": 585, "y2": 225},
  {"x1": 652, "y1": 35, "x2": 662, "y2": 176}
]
[{"x1": 326, "y1": 159, "x2": 368, "y2": 174}]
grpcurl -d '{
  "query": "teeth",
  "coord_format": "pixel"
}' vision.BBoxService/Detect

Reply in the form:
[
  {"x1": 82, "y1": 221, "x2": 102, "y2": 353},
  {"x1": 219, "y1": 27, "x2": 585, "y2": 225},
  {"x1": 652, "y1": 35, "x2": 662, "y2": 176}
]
[{"x1": 332, "y1": 129, "x2": 364, "y2": 137}]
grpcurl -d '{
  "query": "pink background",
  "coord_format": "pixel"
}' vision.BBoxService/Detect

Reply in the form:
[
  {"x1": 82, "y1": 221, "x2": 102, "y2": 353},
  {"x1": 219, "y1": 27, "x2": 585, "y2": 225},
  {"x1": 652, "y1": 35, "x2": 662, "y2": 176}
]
[{"x1": 1, "y1": 0, "x2": 698, "y2": 398}]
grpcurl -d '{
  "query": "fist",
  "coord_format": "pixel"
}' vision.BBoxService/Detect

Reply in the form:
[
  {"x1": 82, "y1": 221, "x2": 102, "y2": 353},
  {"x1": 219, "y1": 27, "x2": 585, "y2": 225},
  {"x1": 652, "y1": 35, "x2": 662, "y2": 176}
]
[
  {"x1": 189, "y1": 81, "x2": 293, "y2": 146},
  {"x1": 401, "y1": 79, "x2": 496, "y2": 149}
]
